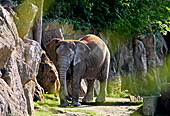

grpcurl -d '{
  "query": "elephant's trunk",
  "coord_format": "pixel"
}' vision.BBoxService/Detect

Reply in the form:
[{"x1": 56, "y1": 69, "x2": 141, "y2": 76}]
[{"x1": 58, "y1": 56, "x2": 71, "y2": 101}]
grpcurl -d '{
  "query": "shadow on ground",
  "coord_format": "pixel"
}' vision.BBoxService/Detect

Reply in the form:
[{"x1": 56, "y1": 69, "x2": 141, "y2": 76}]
[{"x1": 81, "y1": 101, "x2": 142, "y2": 106}]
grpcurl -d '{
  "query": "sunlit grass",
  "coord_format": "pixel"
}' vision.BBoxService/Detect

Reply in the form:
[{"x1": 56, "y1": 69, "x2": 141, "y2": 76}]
[
  {"x1": 34, "y1": 94, "x2": 62, "y2": 116},
  {"x1": 34, "y1": 94, "x2": 99, "y2": 116},
  {"x1": 34, "y1": 94, "x2": 60, "y2": 109},
  {"x1": 34, "y1": 93, "x2": 143, "y2": 116},
  {"x1": 66, "y1": 109, "x2": 97, "y2": 116}
]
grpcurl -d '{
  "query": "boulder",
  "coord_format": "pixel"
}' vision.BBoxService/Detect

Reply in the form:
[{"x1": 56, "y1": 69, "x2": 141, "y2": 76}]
[
  {"x1": 14, "y1": 3, "x2": 38, "y2": 38},
  {"x1": 42, "y1": 28, "x2": 64, "y2": 48},
  {"x1": 37, "y1": 50, "x2": 60, "y2": 94},
  {"x1": 23, "y1": 38, "x2": 42, "y2": 81}
]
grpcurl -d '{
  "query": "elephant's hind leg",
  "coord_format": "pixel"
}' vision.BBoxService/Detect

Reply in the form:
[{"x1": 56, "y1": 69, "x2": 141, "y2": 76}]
[
  {"x1": 82, "y1": 79, "x2": 95, "y2": 103},
  {"x1": 96, "y1": 55, "x2": 110, "y2": 103}
]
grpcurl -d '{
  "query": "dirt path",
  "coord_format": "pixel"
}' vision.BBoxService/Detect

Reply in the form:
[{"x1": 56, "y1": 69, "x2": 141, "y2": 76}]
[{"x1": 59, "y1": 97, "x2": 142, "y2": 116}]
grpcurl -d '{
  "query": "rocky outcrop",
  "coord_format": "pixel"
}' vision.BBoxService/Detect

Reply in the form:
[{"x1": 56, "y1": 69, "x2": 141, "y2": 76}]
[
  {"x1": 0, "y1": 6, "x2": 42, "y2": 116},
  {"x1": 104, "y1": 33, "x2": 168, "y2": 96}
]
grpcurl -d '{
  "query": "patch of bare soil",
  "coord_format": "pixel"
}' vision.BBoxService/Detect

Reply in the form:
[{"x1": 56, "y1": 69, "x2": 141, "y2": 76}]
[{"x1": 60, "y1": 97, "x2": 142, "y2": 116}]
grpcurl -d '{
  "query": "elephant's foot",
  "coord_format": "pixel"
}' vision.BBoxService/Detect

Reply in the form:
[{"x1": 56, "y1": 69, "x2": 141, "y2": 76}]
[
  {"x1": 72, "y1": 102, "x2": 81, "y2": 107},
  {"x1": 60, "y1": 99, "x2": 69, "y2": 107},
  {"x1": 66, "y1": 95, "x2": 72, "y2": 101},
  {"x1": 95, "y1": 97, "x2": 105, "y2": 103},
  {"x1": 60, "y1": 102, "x2": 69, "y2": 107},
  {"x1": 82, "y1": 96, "x2": 93, "y2": 103}
]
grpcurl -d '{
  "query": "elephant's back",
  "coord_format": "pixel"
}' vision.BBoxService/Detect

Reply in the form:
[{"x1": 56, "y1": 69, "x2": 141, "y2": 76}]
[
  {"x1": 79, "y1": 34, "x2": 107, "y2": 51},
  {"x1": 80, "y1": 34, "x2": 109, "y2": 66}
]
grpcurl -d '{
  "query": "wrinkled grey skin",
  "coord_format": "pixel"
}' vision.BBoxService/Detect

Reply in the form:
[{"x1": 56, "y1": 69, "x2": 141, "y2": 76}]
[{"x1": 46, "y1": 34, "x2": 110, "y2": 106}]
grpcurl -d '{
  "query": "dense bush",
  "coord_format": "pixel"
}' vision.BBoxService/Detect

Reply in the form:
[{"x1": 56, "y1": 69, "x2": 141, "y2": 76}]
[
  {"x1": 11, "y1": 0, "x2": 170, "y2": 37},
  {"x1": 43, "y1": 0, "x2": 170, "y2": 37}
]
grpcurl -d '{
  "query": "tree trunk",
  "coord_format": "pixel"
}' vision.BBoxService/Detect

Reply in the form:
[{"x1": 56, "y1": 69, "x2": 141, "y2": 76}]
[{"x1": 33, "y1": 0, "x2": 44, "y2": 45}]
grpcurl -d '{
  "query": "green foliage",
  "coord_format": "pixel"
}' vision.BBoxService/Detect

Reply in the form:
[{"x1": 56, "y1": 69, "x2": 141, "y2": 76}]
[
  {"x1": 43, "y1": 0, "x2": 170, "y2": 37},
  {"x1": 11, "y1": 0, "x2": 21, "y2": 5},
  {"x1": 107, "y1": 90, "x2": 130, "y2": 98}
]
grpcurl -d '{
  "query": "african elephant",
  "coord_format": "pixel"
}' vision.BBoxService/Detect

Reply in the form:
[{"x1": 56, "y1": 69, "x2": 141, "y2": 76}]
[{"x1": 46, "y1": 34, "x2": 110, "y2": 106}]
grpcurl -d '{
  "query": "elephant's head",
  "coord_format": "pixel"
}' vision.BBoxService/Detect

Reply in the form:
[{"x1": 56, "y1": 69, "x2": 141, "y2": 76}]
[{"x1": 46, "y1": 38, "x2": 91, "y2": 105}]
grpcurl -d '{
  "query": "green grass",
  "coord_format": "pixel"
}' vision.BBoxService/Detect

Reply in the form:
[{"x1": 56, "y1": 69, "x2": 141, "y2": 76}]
[
  {"x1": 34, "y1": 93, "x2": 143, "y2": 116},
  {"x1": 34, "y1": 94, "x2": 62, "y2": 116},
  {"x1": 67, "y1": 109, "x2": 98, "y2": 116},
  {"x1": 34, "y1": 94, "x2": 60, "y2": 108},
  {"x1": 34, "y1": 94, "x2": 99, "y2": 116}
]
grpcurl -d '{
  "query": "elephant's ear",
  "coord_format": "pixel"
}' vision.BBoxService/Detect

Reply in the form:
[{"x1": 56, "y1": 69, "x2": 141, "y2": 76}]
[
  {"x1": 46, "y1": 38, "x2": 62, "y2": 64},
  {"x1": 74, "y1": 41, "x2": 91, "y2": 66}
]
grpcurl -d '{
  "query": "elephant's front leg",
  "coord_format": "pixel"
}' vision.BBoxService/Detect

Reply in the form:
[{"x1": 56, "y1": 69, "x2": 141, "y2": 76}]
[
  {"x1": 59, "y1": 85, "x2": 69, "y2": 106},
  {"x1": 72, "y1": 63, "x2": 85, "y2": 106}
]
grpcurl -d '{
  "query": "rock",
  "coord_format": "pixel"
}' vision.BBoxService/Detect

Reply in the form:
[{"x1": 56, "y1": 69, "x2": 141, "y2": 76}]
[
  {"x1": 0, "y1": 7, "x2": 18, "y2": 70},
  {"x1": 108, "y1": 56, "x2": 118, "y2": 80},
  {"x1": 0, "y1": 56, "x2": 28, "y2": 115},
  {"x1": 155, "y1": 32, "x2": 168, "y2": 66},
  {"x1": 37, "y1": 50, "x2": 60, "y2": 94},
  {"x1": 43, "y1": 22, "x2": 86, "y2": 40},
  {"x1": 118, "y1": 42, "x2": 134, "y2": 93},
  {"x1": 141, "y1": 34, "x2": 157, "y2": 67},
  {"x1": 133, "y1": 39, "x2": 147, "y2": 73},
  {"x1": 24, "y1": 88, "x2": 34, "y2": 116},
  {"x1": 23, "y1": 38, "x2": 42, "y2": 81},
  {"x1": 24, "y1": 80, "x2": 36, "y2": 97},
  {"x1": 33, "y1": 79, "x2": 45, "y2": 102},
  {"x1": 5, "y1": 38, "x2": 41, "y2": 86},
  {"x1": 42, "y1": 28, "x2": 64, "y2": 48},
  {"x1": 120, "y1": 42, "x2": 134, "y2": 73},
  {"x1": 14, "y1": 3, "x2": 38, "y2": 38},
  {"x1": 17, "y1": 60, "x2": 34, "y2": 85},
  {"x1": 132, "y1": 39, "x2": 148, "y2": 95},
  {"x1": 0, "y1": 6, "x2": 42, "y2": 115}
]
